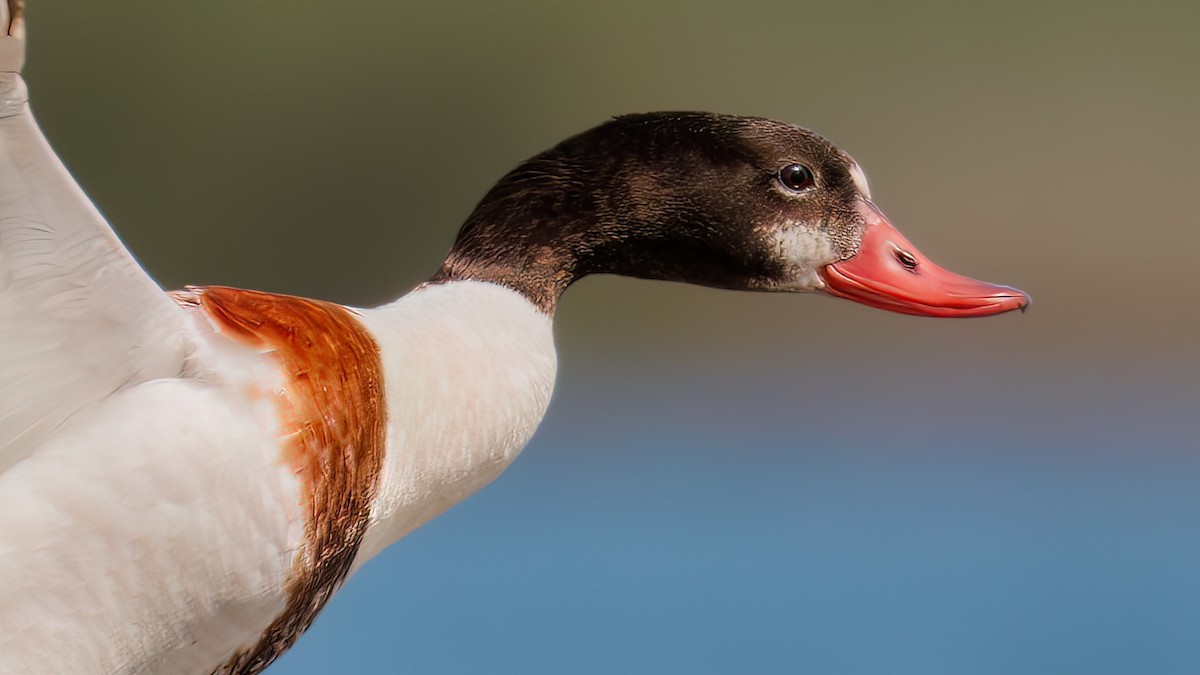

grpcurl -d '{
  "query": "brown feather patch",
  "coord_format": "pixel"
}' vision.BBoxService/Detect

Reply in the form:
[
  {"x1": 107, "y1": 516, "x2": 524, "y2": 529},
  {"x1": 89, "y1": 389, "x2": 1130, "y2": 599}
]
[{"x1": 182, "y1": 287, "x2": 387, "y2": 675}]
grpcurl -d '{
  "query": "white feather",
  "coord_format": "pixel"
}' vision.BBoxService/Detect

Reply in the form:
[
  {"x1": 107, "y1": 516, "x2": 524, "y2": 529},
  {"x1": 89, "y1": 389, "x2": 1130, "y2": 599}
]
[
  {"x1": 767, "y1": 225, "x2": 836, "y2": 291},
  {"x1": 0, "y1": 19, "x2": 560, "y2": 670},
  {"x1": 355, "y1": 281, "x2": 557, "y2": 565},
  {"x1": 0, "y1": 379, "x2": 297, "y2": 673},
  {"x1": 0, "y1": 61, "x2": 189, "y2": 473}
]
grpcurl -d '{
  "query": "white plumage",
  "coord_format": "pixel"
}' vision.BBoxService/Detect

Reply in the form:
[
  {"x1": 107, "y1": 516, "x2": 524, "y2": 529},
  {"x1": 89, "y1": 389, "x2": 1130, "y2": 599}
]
[{"x1": 0, "y1": 5, "x2": 556, "y2": 670}]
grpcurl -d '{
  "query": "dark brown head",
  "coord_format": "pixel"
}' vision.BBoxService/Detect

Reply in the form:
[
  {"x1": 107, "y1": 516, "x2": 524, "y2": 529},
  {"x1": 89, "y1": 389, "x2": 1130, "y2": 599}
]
[{"x1": 433, "y1": 112, "x2": 1028, "y2": 316}]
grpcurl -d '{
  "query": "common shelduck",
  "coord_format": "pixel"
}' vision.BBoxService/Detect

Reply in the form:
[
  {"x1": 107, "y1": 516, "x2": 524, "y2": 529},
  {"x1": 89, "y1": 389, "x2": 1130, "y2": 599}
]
[{"x1": 0, "y1": 3, "x2": 1028, "y2": 673}]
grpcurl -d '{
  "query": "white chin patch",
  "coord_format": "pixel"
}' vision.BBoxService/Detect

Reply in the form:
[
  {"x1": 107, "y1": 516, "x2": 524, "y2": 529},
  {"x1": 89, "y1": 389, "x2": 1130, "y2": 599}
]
[
  {"x1": 849, "y1": 161, "x2": 872, "y2": 200},
  {"x1": 769, "y1": 226, "x2": 835, "y2": 291}
]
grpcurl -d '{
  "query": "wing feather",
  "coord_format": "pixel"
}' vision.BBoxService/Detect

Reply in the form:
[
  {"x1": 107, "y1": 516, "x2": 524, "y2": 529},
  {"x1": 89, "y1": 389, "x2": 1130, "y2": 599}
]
[{"x1": 0, "y1": 7, "x2": 190, "y2": 471}]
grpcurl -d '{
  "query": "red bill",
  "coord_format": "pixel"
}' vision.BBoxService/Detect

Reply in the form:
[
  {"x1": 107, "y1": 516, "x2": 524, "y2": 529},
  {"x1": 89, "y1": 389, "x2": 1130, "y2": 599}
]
[{"x1": 820, "y1": 202, "x2": 1030, "y2": 317}]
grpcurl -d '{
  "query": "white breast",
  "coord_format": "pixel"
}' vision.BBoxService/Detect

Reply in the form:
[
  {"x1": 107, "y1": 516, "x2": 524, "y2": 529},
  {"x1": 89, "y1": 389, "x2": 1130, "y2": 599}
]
[
  {"x1": 354, "y1": 280, "x2": 558, "y2": 566},
  {"x1": 0, "y1": 7, "x2": 566, "y2": 668},
  {"x1": 0, "y1": 377, "x2": 299, "y2": 673},
  {"x1": 0, "y1": 280, "x2": 558, "y2": 673}
]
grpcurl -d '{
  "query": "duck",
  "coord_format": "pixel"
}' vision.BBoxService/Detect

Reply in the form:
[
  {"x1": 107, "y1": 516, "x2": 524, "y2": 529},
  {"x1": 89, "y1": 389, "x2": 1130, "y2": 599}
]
[{"x1": 0, "y1": 3, "x2": 1029, "y2": 673}]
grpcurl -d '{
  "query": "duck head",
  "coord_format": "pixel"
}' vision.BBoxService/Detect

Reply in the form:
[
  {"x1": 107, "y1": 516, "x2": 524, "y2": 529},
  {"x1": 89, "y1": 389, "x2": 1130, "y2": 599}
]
[{"x1": 435, "y1": 112, "x2": 1029, "y2": 316}]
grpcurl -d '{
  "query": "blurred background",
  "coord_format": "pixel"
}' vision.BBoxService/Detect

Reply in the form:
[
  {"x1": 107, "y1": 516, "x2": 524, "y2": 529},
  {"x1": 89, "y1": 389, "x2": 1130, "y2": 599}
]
[{"x1": 22, "y1": 1, "x2": 1198, "y2": 673}]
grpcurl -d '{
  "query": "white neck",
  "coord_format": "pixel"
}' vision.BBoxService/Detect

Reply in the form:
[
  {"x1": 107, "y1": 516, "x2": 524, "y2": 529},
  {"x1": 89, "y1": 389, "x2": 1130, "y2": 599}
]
[{"x1": 353, "y1": 281, "x2": 557, "y2": 566}]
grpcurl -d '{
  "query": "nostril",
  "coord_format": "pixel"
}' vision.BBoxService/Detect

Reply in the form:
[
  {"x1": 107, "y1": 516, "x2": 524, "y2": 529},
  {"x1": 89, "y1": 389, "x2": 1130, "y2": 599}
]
[{"x1": 893, "y1": 247, "x2": 919, "y2": 272}]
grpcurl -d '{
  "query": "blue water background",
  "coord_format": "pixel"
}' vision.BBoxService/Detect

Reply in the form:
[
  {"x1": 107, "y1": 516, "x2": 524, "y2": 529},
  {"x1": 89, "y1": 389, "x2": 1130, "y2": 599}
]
[{"x1": 277, "y1": 358, "x2": 1198, "y2": 674}]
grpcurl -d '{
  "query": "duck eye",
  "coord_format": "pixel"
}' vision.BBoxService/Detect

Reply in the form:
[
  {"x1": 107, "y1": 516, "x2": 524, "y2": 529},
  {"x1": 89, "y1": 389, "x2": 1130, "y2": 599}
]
[
  {"x1": 777, "y1": 163, "x2": 815, "y2": 192},
  {"x1": 894, "y1": 248, "x2": 919, "y2": 272}
]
